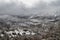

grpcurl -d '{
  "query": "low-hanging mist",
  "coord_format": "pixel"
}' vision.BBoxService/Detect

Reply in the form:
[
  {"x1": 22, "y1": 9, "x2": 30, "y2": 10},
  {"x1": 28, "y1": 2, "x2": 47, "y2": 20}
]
[{"x1": 0, "y1": 0, "x2": 60, "y2": 16}]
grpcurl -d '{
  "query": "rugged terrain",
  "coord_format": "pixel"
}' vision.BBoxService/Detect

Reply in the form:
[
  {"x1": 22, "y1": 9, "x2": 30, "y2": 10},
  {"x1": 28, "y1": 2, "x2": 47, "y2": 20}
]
[{"x1": 0, "y1": 14, "x2": 60, "y2": 40}]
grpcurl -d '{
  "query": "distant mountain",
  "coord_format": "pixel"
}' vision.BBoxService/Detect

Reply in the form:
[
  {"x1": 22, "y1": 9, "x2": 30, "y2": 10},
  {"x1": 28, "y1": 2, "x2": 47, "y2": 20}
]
[{"x1": 0, "y1": 14, "x2": 60, "y2": 29}]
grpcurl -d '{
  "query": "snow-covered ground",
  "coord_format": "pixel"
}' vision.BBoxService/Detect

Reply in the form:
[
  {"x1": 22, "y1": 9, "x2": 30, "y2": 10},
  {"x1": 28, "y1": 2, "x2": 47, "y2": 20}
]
[{"x1": 3, "y1": 29, "x2": 36, "y2": 37}]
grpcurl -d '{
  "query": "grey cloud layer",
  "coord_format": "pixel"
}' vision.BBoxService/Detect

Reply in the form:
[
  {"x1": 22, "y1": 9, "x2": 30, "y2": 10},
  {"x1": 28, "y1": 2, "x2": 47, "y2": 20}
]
[{"x1": 0, "y1": 0, "x2": 60, "y2": 16}]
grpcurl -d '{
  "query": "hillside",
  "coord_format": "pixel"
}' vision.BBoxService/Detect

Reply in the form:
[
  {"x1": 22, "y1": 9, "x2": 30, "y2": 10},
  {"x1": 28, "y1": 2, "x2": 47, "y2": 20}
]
[{"x1": 0, "y1": 15, "x2": 60, "y2": 40}]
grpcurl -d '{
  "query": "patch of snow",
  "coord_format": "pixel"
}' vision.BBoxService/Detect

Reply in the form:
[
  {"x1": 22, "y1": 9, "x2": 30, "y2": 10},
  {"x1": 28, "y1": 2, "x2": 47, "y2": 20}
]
[
  {"x1": 14, "y1": 30, "x2": 19, "y2": 34},
  {"x1": 0, "y1": 34, "x2": 4, "y2": 37},
  {"x1": 31, "y1": 32, "x2": 36, "y2": 35},
  {"x1": 30, "y1": 19, "x2": 40, "y2": 23},
  {"x1": 25, "y1": 31, "x2": 30, "y2": 35}
]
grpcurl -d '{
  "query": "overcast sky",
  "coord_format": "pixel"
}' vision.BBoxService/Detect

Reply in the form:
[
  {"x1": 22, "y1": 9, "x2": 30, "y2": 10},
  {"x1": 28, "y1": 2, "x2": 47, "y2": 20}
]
[{"x1": 0, "y1": 0, "x2": 60, "y2": 16}]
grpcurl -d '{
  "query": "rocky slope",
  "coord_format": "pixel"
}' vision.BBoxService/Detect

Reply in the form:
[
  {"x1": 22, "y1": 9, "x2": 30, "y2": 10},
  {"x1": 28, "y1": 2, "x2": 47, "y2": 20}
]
[{"x1": 0, "y1": 14, "x2": 60, "y2": 40}]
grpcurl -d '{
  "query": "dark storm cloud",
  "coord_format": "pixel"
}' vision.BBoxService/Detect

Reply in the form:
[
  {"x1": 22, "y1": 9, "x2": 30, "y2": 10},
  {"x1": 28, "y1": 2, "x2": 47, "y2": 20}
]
[{"x1": 0, "y1": 0, "x2": 60, "y2": 16}]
